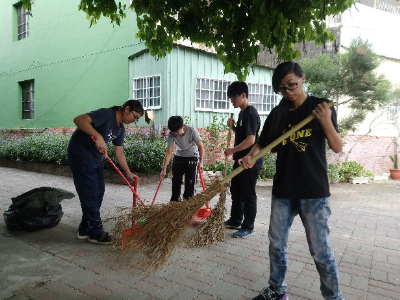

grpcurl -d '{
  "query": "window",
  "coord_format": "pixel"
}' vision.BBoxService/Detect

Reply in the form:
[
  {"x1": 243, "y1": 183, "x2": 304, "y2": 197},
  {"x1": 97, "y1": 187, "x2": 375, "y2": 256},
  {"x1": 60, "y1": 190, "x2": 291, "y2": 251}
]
[
  {"x1": 17, "y1": 4, "x2": 29, "y2": 40},
  {"x1": 195, "y1": 76, "x2": 279, "y2": 114},
  {"x1": 248, "y1": 82, "x2": 280, "y2": 114},
  {"x1": 195, "y1": 77, "x2": 231, "y2": 111},
  {"x1": 132, "y1": 75, "x2": 161, "y2": 109},
  {"x1": 388, "y1": 100, "x2": 400, "y2": 122},
  {"x1": 20, "y1": 80, "x2": 34, "y2": 119}
]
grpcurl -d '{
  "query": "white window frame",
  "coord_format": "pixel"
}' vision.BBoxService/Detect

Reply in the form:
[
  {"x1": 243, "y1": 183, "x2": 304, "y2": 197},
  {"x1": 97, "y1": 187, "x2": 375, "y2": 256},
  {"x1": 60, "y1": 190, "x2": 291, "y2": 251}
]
[
  {"x1": 132, "y1": 75, "x2": 161, "y2": 110},
  {"x1": 388, "y1": 100, "x2": 400, "y2": 122},
  {"x1": 20, "y1": 80, "x2": 34, "y2": 119},
  {"x1": 247, "y1": 82, "x2": 280, "y2": 115},
  {"x1": 17, "y1": 5, "x2": 29, "y2": 40},
  {"x1": 195, "y1": 77, "x2": 231, "y2": 112},
  {"x1": 195, "y1": 76, "x2": 279, "y2": 114}
]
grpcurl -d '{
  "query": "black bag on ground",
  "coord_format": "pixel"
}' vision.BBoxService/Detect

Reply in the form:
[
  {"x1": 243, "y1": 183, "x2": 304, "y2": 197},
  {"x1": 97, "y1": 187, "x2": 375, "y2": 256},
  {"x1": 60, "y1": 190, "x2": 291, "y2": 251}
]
[{"x1": 3, "y1": 187, "x2": 75, "y2": 232}]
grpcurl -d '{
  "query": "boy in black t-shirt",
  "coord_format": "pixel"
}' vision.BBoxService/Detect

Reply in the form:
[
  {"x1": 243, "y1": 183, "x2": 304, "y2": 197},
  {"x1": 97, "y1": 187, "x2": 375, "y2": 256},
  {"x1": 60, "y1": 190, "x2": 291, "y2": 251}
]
[
  {"x1": 241, "y1": 62, "x2": 344, "y2": 300},
  {"x1": 224, "y1": 81, "x2": 263, "y2": 238}
]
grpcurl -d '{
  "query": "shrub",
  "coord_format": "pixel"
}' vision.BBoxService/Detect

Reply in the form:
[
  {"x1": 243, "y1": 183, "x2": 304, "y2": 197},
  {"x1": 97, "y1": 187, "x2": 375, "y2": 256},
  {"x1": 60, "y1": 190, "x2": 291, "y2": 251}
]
[
  {"x1": 0, "y1": 131, "x2": 70, "y2": 165},
  {"x1": 338, "y1": 161, "x2": 373, "y2": 180},
  {"x1": 108, "y1": 131, "x2": 168, "y2": 174},
  {"x1": 327, "y1": 163, "x2": 343, "y2": 181},
  {"x1": 203, "y1": 161, "x2": 233, "y2": 174},
  {"x1": 259, "y1": 153, "x2": 277, "y2": 180},
  {"x1": 0, "y1": 130, "x2": 169, "y2": 174}
]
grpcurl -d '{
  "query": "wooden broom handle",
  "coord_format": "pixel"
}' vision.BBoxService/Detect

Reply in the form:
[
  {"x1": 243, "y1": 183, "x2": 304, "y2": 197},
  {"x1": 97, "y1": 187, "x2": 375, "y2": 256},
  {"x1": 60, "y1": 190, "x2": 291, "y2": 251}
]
[
  {"x1": 224, "y1": 113, "x2": 234, "y2": 177},
  {"x1": 218, "y1": 102, "x2": 335, "y2": 186}
]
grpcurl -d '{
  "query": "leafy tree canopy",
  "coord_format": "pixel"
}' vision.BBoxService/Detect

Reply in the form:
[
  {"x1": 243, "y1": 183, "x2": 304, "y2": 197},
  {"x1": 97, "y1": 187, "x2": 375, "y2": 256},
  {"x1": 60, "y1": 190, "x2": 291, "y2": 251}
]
[
  {"x1": 22, "y1": 0, "x2": 353, "y2": 81},
  {"x1": 300, "y1": 37, "x2": 393, "y2": 132}
]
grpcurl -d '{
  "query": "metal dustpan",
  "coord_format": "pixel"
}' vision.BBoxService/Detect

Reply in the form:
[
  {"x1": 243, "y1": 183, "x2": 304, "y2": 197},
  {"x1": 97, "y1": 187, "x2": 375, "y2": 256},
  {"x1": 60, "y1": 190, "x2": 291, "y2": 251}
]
[{"x1": 192, "y1": 169, "x2": 213, "y2": 222}]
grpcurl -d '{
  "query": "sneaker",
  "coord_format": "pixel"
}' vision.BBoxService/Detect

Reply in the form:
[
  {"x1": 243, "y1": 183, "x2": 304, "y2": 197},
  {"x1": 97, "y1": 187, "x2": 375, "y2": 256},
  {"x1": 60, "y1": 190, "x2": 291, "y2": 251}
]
[
  {"x1": 88, "y1": 232, "x2": 112, "y2": 245},
  {"x1": 225, "y1": 219, "x2": 241, "y2": 230},
  {"x1": 233, "y1": 228, "x2": 255, "y2": 238},
  {"x1": 253, "y1": 286, "x2": 288, "y2": 300},
  {"x1": 77, "y1": 229, "x2": 89, "y2": 240}
]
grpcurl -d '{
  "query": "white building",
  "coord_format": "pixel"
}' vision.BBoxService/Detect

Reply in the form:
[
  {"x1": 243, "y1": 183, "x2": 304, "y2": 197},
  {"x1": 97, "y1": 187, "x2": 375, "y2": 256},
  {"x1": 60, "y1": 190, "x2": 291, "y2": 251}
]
[{"x1": 327, "y1": 0, "x2": 400, "y2": 137}]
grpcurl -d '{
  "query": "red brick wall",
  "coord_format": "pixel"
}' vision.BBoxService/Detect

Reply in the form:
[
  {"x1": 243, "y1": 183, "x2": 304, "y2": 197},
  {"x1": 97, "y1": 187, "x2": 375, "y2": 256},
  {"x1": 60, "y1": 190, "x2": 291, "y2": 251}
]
[{"x1": 327, "y1": 135, "x2": 398, "y2": 174}]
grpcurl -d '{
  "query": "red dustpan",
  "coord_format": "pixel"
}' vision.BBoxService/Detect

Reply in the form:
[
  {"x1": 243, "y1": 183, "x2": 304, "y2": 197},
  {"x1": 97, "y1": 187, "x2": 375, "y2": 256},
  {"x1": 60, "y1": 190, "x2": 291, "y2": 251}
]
[
  {"x1": 121, "y1": 177, "x2": 163, "y2": 245},
  {"x1": 192, "y1": 169, "x2": 213, "y2": 222}
]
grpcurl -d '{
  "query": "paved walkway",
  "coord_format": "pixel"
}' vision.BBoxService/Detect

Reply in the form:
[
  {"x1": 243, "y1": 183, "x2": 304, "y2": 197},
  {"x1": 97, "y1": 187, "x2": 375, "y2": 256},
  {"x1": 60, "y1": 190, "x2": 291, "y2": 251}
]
[{"x1": 0, "y1": 166, "x2": 399, "y2": 300}]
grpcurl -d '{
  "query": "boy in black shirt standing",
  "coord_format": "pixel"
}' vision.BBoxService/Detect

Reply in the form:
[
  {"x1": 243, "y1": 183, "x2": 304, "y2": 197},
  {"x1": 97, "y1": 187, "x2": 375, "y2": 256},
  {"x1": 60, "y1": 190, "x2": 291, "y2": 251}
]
[{"x1": 224, "y1": 81, "x2": 263, "y2": 238}]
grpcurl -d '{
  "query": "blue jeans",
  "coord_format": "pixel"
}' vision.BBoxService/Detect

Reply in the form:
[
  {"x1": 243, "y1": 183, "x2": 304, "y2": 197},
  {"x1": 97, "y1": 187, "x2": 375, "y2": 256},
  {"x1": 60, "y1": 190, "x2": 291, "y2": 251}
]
[{"x1": 268, "y1": 195, "x2": 344, "y2": 300}]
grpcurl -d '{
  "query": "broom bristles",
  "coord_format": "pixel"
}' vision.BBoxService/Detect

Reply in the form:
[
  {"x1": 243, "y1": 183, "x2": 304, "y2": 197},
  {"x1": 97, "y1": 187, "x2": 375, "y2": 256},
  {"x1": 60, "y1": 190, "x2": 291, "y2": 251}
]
[
  {"x1": 110, "y1": 180, "x2": 226, "y2": 272},
  {"x1": 188, "y1": 189, "x2": 227, "y2": 247}
]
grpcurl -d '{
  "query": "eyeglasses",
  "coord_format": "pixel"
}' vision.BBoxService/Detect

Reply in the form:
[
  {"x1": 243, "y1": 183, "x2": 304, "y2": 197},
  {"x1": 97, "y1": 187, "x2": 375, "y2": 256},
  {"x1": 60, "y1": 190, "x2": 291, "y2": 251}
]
[
  {"x1": 130, "y1": 111, "x2": 141, "y2": 121},
  {"x1": 277, "y1": 77, "x2": 303, "y2": 94},
  {"x1": 229, "y1": 95, "x2": 240, "y2": 102}
]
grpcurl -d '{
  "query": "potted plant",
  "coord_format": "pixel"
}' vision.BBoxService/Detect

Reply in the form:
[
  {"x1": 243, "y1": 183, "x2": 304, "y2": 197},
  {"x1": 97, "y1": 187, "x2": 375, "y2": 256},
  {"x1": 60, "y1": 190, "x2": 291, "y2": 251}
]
[
  {"x1": 339, "y1": 161, "x2": 373, "y2": 184},
  {"x1": 389, "y1": 153, "x2": 400, "y2": 179}
]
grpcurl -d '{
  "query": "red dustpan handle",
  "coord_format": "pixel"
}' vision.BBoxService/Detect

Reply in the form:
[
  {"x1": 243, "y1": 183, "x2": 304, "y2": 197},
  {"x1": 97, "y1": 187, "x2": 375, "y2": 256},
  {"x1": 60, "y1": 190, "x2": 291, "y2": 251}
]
[
  {"x1": 91, "y1": 136, "x2": 145, "y2": 206},
  {"x1": 198, "y1": 169, "x2": 206, "y2": 192},
  {"x1": 151, "y1": 177, "x2": 163, "y2": 205},
  {"x1": 198, "y1": 169, "x2": 210, "y2": 209}
]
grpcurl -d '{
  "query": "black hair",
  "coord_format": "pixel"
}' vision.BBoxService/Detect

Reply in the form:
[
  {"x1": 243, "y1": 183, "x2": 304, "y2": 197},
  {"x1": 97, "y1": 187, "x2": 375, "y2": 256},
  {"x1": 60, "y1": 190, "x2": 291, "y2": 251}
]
[
  {"x1": 267, "y1": 62, "x2": 305, "y2": 152},
  {"x1": 272, "y1": 62, "x2": 305, "y2": 93},
  {"x1": 227, "y1": 81, "x2": 248, "y2": 98},
  {"x1": 109, "y1": 99, "x2": 144, "y2": 116},
  {"x1": 168, "y1": 116, "x2": 184, "y2": 132}
]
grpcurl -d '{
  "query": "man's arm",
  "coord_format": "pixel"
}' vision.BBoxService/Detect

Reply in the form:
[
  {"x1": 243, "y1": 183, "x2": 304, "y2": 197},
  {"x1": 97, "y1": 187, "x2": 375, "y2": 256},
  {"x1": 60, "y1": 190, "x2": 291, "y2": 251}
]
[
  {"x1": 160, "y1": 146, "x2": 174, "y2": 179},
  {"x1": 312, "y1": 102, "x2": 343, "y2": 153},
  {"x1": 74, "y1": 113, "x2": 108, "y2": 156}
]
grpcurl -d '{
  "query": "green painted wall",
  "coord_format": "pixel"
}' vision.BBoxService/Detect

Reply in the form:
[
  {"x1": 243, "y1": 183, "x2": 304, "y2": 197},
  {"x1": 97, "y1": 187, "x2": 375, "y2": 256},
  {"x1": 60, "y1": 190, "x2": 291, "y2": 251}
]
[
  {"x1": 1, "y1": 1, "x2": 274, "y2": 130},
  {"x1": 129, "y1": 46, "x2": 274, "y2": 128},
  {"x1": 0, "y1": 0, "x2": 145, "y2": 129}
]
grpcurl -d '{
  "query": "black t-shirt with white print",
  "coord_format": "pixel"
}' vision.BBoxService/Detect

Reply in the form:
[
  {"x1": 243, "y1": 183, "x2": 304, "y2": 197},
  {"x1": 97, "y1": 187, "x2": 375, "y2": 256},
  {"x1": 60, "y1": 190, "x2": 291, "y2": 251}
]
[{"x1": 258, "y1": 96, "x2": 339, "y2": 199}]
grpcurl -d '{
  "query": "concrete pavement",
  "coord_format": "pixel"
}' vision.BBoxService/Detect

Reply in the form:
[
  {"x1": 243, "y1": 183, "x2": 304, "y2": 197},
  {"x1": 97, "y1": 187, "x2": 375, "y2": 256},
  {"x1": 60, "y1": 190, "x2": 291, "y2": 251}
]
[{"x1": 0, "y1": 166, "x2": 399, "y2": 300}]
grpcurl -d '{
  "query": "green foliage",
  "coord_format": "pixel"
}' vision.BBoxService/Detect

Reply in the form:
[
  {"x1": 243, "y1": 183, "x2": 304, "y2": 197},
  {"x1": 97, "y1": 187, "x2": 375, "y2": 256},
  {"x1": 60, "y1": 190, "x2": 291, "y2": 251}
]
[
  {"x1": 327, "y1": 163, "x2": 343, "y2": 181},
  {"x1": 338, "y1": 161, "x2": 372, "y2": 180},
  {"x1": 203, "y1": 161, "x2": 233, "y2": 174},
  {"x1": 205, "y1": 115, "x2": 228, "y2": 140},
  {"x1": 0, "y1": 130, "x2": 168, "y2": 174},
  {"x1": 0, "y1": 131, "x2": 70, "y2": 165},
  {"x1": 204, "y1": 115, "x2": 229, "y2": 162},
  {"x1": 390, "y1": 154, "x2": 398, "y2": 169},
  {"x1": 300, "y1": 37, "x2": 393, "y2": 132},
  {"x1": 259, "y1": 153, "x2": 277, "y2": 180},
  {"x1": 102, "y1": 130, "x2": 167, "y2": 174},
  {"x1": 204, "y1": 152, "x2": 276, "y2": 181},
  {"x1": 182, "y1": 116, "x2": 191, "y2": 125},
  {"x1": 20, "y1": 0, "x2": 352, "y2": 80}
]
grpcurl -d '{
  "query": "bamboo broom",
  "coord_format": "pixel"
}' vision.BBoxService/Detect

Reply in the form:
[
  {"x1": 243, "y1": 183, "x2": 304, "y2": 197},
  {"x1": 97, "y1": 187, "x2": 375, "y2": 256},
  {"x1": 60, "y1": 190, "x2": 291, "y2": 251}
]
[
  {"x1": 112, "y1": 102, "x2": 334, "y2": 271},
  {"x1": 189, "y1": 113, "x2": 234, "y2": 247}
]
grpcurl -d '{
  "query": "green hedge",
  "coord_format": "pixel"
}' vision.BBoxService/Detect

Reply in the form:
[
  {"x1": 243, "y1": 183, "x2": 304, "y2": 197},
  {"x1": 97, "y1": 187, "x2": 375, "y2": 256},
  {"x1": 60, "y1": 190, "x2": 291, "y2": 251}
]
[
  {"x1": 0, "y1": 130, "x2": 278, "y2": 180},
  {"x1": 0, "y1": 130, "x2": 168, "y2": 174}
]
